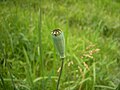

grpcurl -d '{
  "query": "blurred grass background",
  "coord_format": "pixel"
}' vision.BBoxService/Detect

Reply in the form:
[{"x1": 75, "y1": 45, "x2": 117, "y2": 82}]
[{"x1": 0, "y1": 0, "x2": 120, "y2": 90}]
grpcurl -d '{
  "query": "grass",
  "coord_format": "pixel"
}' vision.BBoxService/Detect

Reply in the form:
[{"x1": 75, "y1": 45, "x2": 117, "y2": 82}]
[{"x1": 0, "y1": 0, "x2": 120, "y2": 90}]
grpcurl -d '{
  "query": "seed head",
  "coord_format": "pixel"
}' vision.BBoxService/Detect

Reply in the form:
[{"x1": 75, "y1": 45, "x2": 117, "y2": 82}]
[{"x1": 51, "y1": 29, "x2": 65, "y2": 58}]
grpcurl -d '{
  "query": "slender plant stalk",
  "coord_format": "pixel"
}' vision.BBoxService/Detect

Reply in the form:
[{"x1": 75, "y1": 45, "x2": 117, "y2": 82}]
[
  {"x1": 93, "y1": 62, "x2": 96, "y2": 90},
  {"x1": 56, "y1": 58, "x2": 64, "y2": 90},
  {"x1": 38, "y1": 0, "x2": 45, "y2": 89},
  {"x1": 23, "y1": 47, "x2": 34, "y2": 90}
]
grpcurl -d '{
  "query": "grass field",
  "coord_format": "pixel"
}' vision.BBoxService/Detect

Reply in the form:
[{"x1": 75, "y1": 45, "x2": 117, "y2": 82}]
[{"x1": 0, "y1": 0, "x2": 120, "y2": 90}]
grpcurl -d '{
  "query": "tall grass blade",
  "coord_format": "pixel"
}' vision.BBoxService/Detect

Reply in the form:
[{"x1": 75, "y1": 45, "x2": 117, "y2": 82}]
[
  {"x1": 23, "y1": 47, "x2": 34, "y2": 90},
  {"x1": 95, "y1": 85, "x2": 115, "y2": 90},
  {"x1": 38, "y1": 1, "x2": 44, "y2": 89},
  {"x1": 93, "y1": 62, "x2": 96, "y2": 90}
]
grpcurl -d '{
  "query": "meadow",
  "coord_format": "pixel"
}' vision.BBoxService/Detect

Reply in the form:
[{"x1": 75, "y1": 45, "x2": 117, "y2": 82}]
[{"x1": 0, "y1": 0, "x2": 120, "y2": 90}]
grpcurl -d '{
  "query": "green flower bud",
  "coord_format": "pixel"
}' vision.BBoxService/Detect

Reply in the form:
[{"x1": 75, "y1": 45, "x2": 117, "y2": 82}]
[{"x1": 51, "y1": 29, "x2": 65, "y2": 58}]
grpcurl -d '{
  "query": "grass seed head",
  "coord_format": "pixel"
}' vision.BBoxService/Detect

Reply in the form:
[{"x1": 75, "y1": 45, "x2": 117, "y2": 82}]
[{"x1": 51, "y1": 29, "x2": 65, "y2": 58}]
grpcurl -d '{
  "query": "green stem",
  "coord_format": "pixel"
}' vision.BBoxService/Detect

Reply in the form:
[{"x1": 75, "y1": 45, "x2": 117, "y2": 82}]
[
  {"x1": 56, "y1": 58, "x2": 64, "y2": 90},
  {"x1": 38, "y1": 0, "x2": 44, "y2": 89}
]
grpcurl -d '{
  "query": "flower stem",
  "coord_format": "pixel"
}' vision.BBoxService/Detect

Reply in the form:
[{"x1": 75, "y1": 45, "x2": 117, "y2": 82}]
[{"x1": 56, "y1": 58, "x2": 64, "y2": 90}]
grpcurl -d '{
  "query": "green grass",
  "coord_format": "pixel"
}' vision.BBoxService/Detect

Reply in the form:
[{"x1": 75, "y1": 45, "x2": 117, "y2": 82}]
[{"x1": 0, "y1": 0, "x2": 120, "y2": 90}]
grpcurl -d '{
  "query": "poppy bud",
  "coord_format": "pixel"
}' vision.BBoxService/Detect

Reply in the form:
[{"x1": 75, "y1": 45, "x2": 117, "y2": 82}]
[{"x1": 51, "y1": 29, "x2": 65, "y2": 58}]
